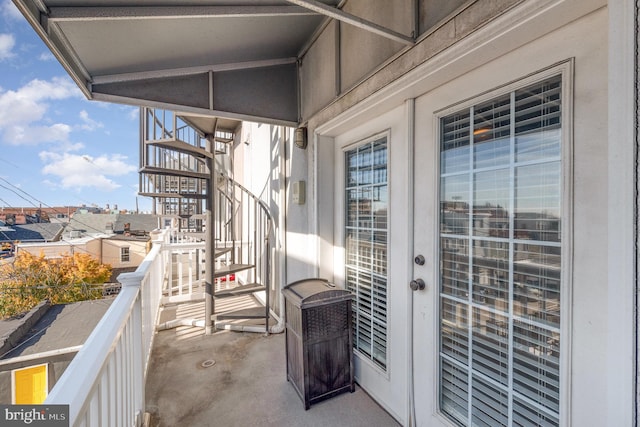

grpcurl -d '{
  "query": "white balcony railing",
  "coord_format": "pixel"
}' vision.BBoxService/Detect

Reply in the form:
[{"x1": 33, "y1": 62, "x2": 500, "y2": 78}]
[{"x1": 45, "y1": 230, "x2": 169, "y2": 427}]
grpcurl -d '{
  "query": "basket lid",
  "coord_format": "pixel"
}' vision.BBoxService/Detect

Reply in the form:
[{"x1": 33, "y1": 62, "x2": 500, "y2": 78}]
[{"x1": 283, "y1": 278, "x2": 352, "y2": 307}]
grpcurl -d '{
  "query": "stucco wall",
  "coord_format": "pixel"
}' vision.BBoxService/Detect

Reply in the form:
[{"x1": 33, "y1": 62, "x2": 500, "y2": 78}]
[
  {"x1": 339, "y1": 0, "x2": 412, "y2": 91},
  {"x1": 300, "y1": 20, "x2": 338, "y2": 121},
  {"x1": 420, "y1": 0, "x2": 470, "y2": 32},
  {"x1": 101, "y1": 239, "x2": 147, "y2": 269},
  {"x1": 17, "y1": 238, "x2": 147, "y2": 270}
]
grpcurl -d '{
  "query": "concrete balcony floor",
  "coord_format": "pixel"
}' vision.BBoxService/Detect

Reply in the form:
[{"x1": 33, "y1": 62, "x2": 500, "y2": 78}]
[{"x1": 145, "y1": 298, "x2": 401, "y2": 427}]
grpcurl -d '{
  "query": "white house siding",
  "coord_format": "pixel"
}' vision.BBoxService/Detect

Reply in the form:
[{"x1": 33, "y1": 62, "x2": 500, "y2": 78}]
[{"x1": 305, "y1": 0, "x2": 622, "y2": 425}]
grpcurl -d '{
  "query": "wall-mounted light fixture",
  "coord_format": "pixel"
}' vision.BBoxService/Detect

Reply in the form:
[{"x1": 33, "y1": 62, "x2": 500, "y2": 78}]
[{"x1": 294, "y1": 127, "x2": 307, "y2": 149}]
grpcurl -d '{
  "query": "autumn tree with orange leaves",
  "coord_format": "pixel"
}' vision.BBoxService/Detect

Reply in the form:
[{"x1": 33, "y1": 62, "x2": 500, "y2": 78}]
[{"x1": 0, "y1": 252, "x2": 112, "y2": 319}]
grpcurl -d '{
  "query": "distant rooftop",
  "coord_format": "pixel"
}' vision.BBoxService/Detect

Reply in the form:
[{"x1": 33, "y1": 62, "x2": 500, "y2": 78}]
[
  {"x1": 66, "y1": 213, "x2": 158, "y2": 238},
  {"x1": 0, "y1": 223, "x2": 64, "y2": 243}
]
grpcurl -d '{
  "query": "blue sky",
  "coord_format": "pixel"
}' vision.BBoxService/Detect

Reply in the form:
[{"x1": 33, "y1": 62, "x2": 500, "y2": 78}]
[{"x1": 0, "y1": 1, "x2": 152, "y2": 213}]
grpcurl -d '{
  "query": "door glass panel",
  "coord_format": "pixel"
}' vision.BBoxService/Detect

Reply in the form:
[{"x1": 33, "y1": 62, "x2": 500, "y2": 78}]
[
  {"x1": 514, "y1": 162, "x2": 561, "y2": 243},
  {"x1": 473, "y1": 169, "x2": 510, "y2": 237},
  {"x1": 441, "y1": 174, "x2": 470, "y2": 235},
  {"x1": 441, "y1": 298, "x2": 469, "y2": 364},
  {"x1": 441, "y1": 359, "x2": 469, "y2": 426},
  {"x1": 441, "y1": 110, "x2": 471, "y2": 174},
  {"x1": 471, "y1": 375, "x2": 509, "y2": 427},
  {"x1": 472, "y1": 239, "x2": 510, "y2": 312},
  {"x1": 345, "y1": 136, "x2": 388, "y2": 370},
  {"x1": 438, "y1": 74, "x2": 563, "y2": 426},
  {"x1": 473, "y1": 93, "x2": 511, "y2": 169},
  {"x1": 441, "y1": 237, "x2": 469, "y2": 298}
]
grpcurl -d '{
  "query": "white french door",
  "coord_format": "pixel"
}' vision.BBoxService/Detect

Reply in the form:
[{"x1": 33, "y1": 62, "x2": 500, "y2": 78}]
[
  {"x1": 412, "y1": 68, "x2": 569, "y2": 426},
  {"x1": 334, "y1": 105, "x2": 411, "y2": 425}
]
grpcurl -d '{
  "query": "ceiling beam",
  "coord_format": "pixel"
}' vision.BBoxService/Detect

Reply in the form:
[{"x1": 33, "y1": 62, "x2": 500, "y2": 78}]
[
  {"x1": 284, "y1": 0, "x2": 414, "y2": 45},
  {"x1": 91, "y1": 57, "x2": 298, "y2": 85},
  {"x1": 47, "y1": 5, "x2": 318, "y2": 22}
]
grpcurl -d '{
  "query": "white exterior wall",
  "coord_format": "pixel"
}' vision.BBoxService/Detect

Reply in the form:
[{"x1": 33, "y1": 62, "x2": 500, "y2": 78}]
[
  {"x1": 17, "y1": 240, "x2": 93, "y2": 259},
  {"x1": 237, "y1": 122, "x2": 311, "y2": 289}
]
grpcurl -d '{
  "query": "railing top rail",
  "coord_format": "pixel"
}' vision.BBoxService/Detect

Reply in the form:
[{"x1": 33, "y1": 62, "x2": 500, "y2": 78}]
[{"x1": 164, "y1": 241, "x2": 206, "y2": 251}]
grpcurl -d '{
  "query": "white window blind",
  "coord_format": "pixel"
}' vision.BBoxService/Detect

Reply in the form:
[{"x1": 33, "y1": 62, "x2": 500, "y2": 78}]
[
  {"x1": 439, "y1": 75, "x2": 562, "y2": 426},
  {"x1": 345, "y1": 137, "x2": 388, "y2": 370}
]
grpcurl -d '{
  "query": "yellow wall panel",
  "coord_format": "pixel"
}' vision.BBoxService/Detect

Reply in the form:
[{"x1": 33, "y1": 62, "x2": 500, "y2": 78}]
[{"x1": 12, "y1": 364, "x2": 48, "y2": 404}]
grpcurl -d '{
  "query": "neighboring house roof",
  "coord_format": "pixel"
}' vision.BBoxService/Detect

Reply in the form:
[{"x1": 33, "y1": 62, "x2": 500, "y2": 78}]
[
  {"x1": 0, "y1": 207, "x2": 78, "y2": 217},
  {"x1": 116, "y1": 214, "x2": 158, "y2": 233},
  {"x1": 1, "y1": 299, "x2": 114, "y2": 360},
  {"x1": 66, "y1": 214, "x2": 158, "y2": 237},
  {"x1": 66, "y1": 213, "x2": 119, "y2": 236},
  {"x1": 0, "y1": 223, "x2": 64, "y2": 243}
]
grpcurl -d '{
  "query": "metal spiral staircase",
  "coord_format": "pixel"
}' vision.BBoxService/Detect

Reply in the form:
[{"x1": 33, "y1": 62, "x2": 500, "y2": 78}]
[{"x1": 139, "y1": 108, "x2": 275, "y2": 332}]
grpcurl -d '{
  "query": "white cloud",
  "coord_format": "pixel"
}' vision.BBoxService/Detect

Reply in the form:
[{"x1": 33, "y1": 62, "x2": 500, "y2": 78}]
[
  {"x1": 0, "y1": 76, "x2": 82, "y2": 145},
  {"x1": 38, "y1": 52, "x2": 55, "y2": 62},
  {"x1": 42, "y1": 179, "x2": 58, "y2": 189},
  {"x1": 127, "y1": 107, "x2": 139, "y2": 121},
  {"x1": 4, "y1": 123, "x2": 72, "y2": 145},
  {"x1": 78, "y1": 110, "x2": 104, "y2": 131},
  {"x1": 1, "y1": 1, "x2": 22, "y2": 21},
  {"x1": 39, "y1": 151, "x2": 137, "y2": 192},
  {"x1": 0, "y1": 33, "x2": 15, "y2": 60}
]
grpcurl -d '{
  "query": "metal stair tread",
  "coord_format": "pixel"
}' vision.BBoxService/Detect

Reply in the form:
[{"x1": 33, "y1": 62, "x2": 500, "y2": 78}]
[
  {"x1": 214, "y1": 248, "x2": 232, "y2": 258},
  {"x1": 214, "y1": 263, "x2": 254, "y2": 278},
  {"x1": 216, "y1": 307, "x2": 267, "y2": 320},
  {"x1": 140, "y1": 165, "x2": 209, "y2": 180},
  {"x1": 215, "y1": 283, "x2": 265, "y2": 298}
]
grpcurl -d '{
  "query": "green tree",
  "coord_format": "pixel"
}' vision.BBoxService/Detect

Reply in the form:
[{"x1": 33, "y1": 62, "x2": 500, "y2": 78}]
[{"x1": 0, "y1": 252, "x2": 112, "y2": 319}]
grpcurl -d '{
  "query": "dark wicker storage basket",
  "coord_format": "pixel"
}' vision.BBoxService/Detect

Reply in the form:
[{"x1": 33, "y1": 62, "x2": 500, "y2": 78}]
[{"x1": 283, "y1": 278, "x2": 355, "y2": 409}]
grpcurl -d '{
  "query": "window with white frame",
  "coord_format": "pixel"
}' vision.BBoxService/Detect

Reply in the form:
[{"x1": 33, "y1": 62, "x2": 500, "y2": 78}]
[
  {"x1": 439, "y1": 74, "x2": 563, "y2": 426},
  {"x1": 345, "y1": 136, "x2": 388, "y2": 370},
  {"x1": 120, "y1": 246, "x2": 130, "y2": 263}
]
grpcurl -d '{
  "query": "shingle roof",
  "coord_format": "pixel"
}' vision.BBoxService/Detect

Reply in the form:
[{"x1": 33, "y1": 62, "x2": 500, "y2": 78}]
[
  {"x1": 0, "y1": 223, "x2": 64, "y2": 242},
  {"x1": 115, "y1": 214, "x2": 158, "y2": 233},
  {"x1": 66, "y1": 213, "x2": 118, "y2": 235},
  {"x1": 66, "y1": 213, "x2": 158, "y2": 237}
]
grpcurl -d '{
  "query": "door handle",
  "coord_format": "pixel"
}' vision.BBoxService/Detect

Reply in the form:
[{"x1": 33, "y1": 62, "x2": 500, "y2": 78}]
[{"x1": 409, "y1": 278, "x2": 426, "y2": 291}]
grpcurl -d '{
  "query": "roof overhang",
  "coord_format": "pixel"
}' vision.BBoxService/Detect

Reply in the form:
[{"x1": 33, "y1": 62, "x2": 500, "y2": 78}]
[{"x1": 13, "y1": 0, "x2": 414, "y2": 128}]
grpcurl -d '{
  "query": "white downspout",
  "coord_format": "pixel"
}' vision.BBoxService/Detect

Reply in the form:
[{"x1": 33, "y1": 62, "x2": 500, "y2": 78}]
[{"x1": 264, "y1": 125, "x2": 289, "y2": 334}]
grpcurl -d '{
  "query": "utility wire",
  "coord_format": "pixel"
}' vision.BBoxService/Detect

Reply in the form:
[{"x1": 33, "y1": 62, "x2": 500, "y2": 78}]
[
  {"x1": 0, "y1": 176, "x2": 140, "y2": 236},
  {"x1": 0, "y1": 176, "x2": 150, "y2": 262}
]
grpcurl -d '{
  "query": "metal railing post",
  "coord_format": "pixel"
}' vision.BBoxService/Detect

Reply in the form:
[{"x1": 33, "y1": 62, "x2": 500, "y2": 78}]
[{"x1": 204, "y1": 134, "x2": 215, "y2": 335}]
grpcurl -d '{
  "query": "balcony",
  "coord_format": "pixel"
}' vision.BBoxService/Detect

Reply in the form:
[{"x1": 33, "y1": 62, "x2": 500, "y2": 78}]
[{"x1": 44, "y1": 228, "x2": 399, "y2": 426}]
